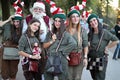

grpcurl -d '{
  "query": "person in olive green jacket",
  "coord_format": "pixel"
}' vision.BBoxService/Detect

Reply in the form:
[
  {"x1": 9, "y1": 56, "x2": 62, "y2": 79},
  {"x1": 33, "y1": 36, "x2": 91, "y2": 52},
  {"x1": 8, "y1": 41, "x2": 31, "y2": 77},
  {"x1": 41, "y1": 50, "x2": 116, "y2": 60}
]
[
  {"x1": 87, "y1": 13, "x2": 119, "y2": 80},
  {"x1": 43, "y1": 12, "x2": 77, "y2": 80},
  {"x1": 67, "y1": 10, "x2": 88, "y2": 80},
  {"x1": 1, "y1": 15, "x2": 23, "y2": 80}
]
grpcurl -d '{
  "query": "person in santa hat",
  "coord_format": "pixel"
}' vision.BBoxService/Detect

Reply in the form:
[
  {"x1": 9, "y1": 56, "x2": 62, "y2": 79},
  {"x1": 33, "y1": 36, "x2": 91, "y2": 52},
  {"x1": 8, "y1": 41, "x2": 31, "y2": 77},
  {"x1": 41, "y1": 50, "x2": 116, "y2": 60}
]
[
  {"x1": 67, "y1": 8, "x2": 88, "y2": 80},
  {"x1": 43, "y1": 6, "x2": 76, "y2": 80},
  {"x1": 1, "y1": 13, "x2": 23, "y2": 80},
  {"x1": 23, "y1": 1, "x2": 51, "y2": 42}
]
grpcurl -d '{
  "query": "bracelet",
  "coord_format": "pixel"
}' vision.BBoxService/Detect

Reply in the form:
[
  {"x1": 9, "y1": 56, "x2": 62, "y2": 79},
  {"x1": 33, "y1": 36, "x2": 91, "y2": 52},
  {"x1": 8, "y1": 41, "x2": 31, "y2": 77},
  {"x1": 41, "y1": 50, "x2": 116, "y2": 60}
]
[
  {"x1": 50, "y1": 40, "x2": 53, "y2": 44},
  {"x1": 83, "y1": 56, "x2": 88, "y2": 59},
  {"x1": 29, "y1": 55, "x2": 32, "y2": 58}
]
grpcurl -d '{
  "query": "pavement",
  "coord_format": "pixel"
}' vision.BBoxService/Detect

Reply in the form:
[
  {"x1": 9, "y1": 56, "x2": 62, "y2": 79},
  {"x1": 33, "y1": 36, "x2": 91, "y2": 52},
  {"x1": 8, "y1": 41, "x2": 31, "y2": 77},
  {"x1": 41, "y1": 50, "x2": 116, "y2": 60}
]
[{"x1": 0, "y1": 46, "x2": 120, "y2": 80}]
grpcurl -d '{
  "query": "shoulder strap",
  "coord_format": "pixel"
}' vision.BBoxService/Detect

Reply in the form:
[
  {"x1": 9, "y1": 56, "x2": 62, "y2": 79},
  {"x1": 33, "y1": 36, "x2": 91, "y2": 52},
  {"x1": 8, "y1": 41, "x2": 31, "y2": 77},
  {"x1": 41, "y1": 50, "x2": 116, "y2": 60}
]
[
  {"x1": 55, "y1": 31, "x2": 66, "y2": 52},
  {"x1": 96, "y1": 30, "x2": 105, "y2": 51},
  {"x1": 25, "y1": 34, "x2": 32, "y2": 52}
]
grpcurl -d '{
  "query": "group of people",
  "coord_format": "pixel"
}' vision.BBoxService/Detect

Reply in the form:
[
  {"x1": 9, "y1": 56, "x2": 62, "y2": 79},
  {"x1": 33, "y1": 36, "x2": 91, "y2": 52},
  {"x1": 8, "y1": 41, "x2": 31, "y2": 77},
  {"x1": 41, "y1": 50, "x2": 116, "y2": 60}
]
[{"x1": 0, "y1": 1, "x2": 119, "y2": 80}]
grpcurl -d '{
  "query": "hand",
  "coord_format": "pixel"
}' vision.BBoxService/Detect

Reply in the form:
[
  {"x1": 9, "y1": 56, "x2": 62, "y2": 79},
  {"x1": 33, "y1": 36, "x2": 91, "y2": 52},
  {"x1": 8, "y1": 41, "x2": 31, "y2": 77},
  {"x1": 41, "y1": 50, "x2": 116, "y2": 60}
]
[
  {"x1": 32, "y1": 54, "x2": 41, "y2": 60},
  {"x1": 8, "y1": 15, "x2": 14, "y2": 21},
  {"x1": 40, "y1": 30, "x2": 44, "y2": 34},
  {"x1": 66, "y1": 56, "x2": 70, "y2": 61},
  {"x1": 52, "y1": 34, "x2": 57, "y2": 42},
  {"x1": 83, "y1": 58, "x2": 88, "y2": 67},
  {"x1": 105, "y1": 47, "x2": 109, "y2": 54}
]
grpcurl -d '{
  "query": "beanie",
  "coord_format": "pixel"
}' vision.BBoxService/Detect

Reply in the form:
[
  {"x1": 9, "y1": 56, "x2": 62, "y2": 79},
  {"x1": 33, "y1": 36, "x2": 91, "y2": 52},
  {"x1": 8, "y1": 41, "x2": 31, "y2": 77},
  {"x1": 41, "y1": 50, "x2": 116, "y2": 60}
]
[
  {"x1": 68, "y1": 10, "x2": 80, "y2": 18},
  {"x1": 87, "y1": 13, "x2": 98, "y2": 23},
  {"x1": 33, "y1": 2, "x2": 45, "y2": 12},
  {"x1": 12, "y1": 14, "x2": 22, "y2": 20}
]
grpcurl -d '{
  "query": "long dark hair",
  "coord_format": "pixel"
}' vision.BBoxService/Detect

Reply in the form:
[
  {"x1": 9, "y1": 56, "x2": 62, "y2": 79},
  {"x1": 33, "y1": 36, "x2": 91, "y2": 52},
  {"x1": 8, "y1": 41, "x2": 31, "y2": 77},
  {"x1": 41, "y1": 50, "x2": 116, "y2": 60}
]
[
  {"x1": 25, "y1": 18, "x2": 41, "y2": 41},
  {"x1": 52, "y1": 19, "x2": 66, "y2": 39},
  {"x1": 88, "y1": 19, "x2": 103, "y2": 41},
  {"x1": 11, "y1": 20, "x2": 23, "y2": 44}
]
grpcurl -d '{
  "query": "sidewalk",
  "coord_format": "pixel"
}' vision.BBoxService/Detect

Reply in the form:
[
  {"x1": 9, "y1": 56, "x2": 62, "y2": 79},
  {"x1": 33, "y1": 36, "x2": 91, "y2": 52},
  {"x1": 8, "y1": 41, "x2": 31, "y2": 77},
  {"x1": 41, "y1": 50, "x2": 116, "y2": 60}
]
[
  {"x1": 1, "y1": 46, "x2": 119, "y2": 80},
  {"x1": 82, "y1": 47, "x2": 120, "y2": 80}
]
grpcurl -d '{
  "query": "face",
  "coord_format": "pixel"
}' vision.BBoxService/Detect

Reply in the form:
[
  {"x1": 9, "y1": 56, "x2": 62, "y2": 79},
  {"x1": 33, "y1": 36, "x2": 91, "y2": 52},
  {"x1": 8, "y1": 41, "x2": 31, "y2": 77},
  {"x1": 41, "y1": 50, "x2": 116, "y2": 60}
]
[
  {"x1": 89, "y1": 18, "x2": 98, "y2": 28},
  {"x1": 71, "y1": 13, "x2": 80, "y2": 25},
  {"x1": 30, "y1": 22, "x2": 40, "y2": 33},
  {"x1": 54, "y1": 18, "x2": 61, "y2": 29},
  {"x1": 13, "y1": 20, "x2": 20, "y2": 28},
  {"x1": 33, "y1": 7, "x2": 44, "y2": 14}
]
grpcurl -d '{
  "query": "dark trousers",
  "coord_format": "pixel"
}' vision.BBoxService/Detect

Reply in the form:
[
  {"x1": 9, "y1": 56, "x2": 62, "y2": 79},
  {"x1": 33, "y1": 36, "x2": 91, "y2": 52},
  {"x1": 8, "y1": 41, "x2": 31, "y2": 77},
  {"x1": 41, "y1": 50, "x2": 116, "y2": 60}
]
[
  {"x1": 1, "y1": 59, "x2": 19, "y2": 79},
  {"x1": 22, "y1": 61, "x2": 42, "y2": 80},
  {"x1": 113, "y1": 43, "x2": 120, "y2": 59},
  {"x1": 89, "y1": 61, "x2": 108, "y2": 80}
]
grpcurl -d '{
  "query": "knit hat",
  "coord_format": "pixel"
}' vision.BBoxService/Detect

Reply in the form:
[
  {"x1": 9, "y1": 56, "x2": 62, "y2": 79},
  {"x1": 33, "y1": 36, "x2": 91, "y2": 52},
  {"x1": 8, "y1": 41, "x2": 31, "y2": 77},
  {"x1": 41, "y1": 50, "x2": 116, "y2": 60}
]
[
  {"x1": 12, "y1": 14, "x2": 23, "y2": 20},
  {"x1": 68, "y1": 10, "x2": 80, "y2": 18},
  {"x1": 46, "y1": 0, "x2": 66, "y2": 20},
  {"x1": 32, "y1": 2, "x2": 45, "y2": 12},
  {"x1": 12, "y1": 0, "x2": 24, "y2": 20},
  {"x1": 87, "y1": 13, "x2": 98, "y2": 23},
  {"x1": 52, "y1": 8, "x2": 66, "y2": 20}
]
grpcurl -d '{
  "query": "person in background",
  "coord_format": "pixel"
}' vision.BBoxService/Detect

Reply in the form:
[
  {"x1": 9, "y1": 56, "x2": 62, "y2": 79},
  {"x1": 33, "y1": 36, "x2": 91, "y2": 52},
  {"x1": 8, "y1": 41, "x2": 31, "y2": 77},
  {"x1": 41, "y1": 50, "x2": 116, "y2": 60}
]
[
  {"x1": 18, "y1": 18, "x2": 42, "y2": 80},
  {"x1": 87, "y1": 13, "x2": 119, "y2": 80},
  {"x1": 80, "y1": 10, "x2": 90, "y2": 34},
  {"x1": 67, "y1": 10, "x2": 88, "y2": 80},
  {"x1": 113, "y1": 16, "x2": 120, "y2": 60},
  {"x1": 1, "y1": 14, "x2": 23, "y2": 80},
  {"x1": 43, "y1": 8, "x2": 77, "y2": 80}
]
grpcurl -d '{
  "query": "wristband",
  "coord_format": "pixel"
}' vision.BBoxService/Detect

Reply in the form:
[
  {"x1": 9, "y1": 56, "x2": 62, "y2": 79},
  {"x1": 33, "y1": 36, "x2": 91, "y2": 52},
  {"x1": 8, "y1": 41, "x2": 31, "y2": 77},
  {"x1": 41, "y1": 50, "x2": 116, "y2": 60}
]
[{"x1": 29, "y1": 55, "x2": 32, "y2": 58}]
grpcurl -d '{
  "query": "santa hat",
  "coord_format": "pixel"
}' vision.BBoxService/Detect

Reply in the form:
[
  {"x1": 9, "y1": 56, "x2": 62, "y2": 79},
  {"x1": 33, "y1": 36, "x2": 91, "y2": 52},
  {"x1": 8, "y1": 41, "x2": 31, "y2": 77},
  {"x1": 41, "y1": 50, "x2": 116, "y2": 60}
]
[
  {"x1": 46, "y1": 0, "x2": 66, "y2": 19},
  {"x1": 82, "y1": 10, "x2": 90, "y2": 19},
  {"x1": 52, "y1": 8, "x2": 66, "y2": 20},
  {"x1": 70, "y1": 0, "x2": 86, "y2": 11},
  {"x1": 32, "y1": 2, "x2": 45, "y2": 12},
  {"x1": 68, "y1": 0, "x2": 86, "y2": 17},
  {"x1": 12, "y1": 0, "x2": 24, "y2": 20}
]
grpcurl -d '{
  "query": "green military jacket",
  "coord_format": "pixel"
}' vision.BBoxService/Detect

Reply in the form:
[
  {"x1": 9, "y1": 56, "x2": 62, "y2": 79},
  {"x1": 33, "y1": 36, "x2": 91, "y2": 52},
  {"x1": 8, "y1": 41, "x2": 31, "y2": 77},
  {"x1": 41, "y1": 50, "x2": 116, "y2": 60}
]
[
  {"x1": 44, "y1": 31, "x2": 77, "y2": 56},
  {"x1": 89, "y1": 29, "x2": 118, "y2": 58}
]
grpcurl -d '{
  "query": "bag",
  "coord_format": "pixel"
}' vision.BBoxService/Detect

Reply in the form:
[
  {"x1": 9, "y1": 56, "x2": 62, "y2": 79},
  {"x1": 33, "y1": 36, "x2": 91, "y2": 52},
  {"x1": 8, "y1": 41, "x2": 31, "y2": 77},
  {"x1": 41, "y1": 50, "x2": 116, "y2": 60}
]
[
  {"x1": 68, "y1": 52, "x2": 82, "y2": 66},
  {"x1": 0, "y1": 44, "x2": 3, "y2": 56},
  {"x1": 3, "y1": 47, "x2": 19, "y2": 60},
  {"x1": 46, "y1": 55, "x2": 63, "y2": 75},
  {"x1": 29, "y1": 60, "x2": 39, "y2": 72},
  {"x1": 87, "y1": 57, "x2": 105, "y2": 71}
]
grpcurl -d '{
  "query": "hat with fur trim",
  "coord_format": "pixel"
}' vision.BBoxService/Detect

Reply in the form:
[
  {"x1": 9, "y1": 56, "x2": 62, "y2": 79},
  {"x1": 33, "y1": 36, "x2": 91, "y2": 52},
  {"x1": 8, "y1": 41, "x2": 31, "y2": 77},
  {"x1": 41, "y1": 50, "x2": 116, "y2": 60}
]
[
  {"x1": 32, "y1": 2, "x2": 45, "y2": 12},
  {"x1": 52, "y1": 8, "x2": 66, "y2": 20},
  {"x1": 68, "y1": 10, "x2": 80, "y2": 18}
]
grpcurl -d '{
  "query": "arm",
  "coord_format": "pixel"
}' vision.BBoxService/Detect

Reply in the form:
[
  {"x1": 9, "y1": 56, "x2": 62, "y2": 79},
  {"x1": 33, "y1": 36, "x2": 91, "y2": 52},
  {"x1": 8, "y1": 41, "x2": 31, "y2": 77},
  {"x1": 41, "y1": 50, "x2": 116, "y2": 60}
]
[{"x1": 0, "y1": 15, "x2": 14, "y2": 27}]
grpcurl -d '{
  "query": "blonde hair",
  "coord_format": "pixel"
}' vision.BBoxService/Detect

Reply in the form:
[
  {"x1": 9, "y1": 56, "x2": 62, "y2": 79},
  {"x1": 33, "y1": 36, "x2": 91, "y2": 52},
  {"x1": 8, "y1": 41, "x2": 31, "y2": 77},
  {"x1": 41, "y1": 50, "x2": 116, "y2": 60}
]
[{"x1": 67, "y1": 16, "x2": 82, "y2": 44}]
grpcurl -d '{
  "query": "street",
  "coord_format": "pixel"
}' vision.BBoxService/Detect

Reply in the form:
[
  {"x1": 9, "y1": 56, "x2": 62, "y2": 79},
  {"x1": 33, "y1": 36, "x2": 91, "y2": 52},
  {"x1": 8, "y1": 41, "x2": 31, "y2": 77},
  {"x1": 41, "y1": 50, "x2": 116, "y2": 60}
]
[{"x1": 0, "y1": 46, "x2": 120, "y2": 80}]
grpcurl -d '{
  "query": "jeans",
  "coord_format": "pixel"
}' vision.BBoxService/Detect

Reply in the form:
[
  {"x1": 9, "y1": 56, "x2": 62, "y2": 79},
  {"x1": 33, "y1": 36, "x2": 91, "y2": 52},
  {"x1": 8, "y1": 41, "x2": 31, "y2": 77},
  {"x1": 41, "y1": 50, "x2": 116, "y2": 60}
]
[{"x1": 113, "y1": 42, "x2": 120, "y2": 59}]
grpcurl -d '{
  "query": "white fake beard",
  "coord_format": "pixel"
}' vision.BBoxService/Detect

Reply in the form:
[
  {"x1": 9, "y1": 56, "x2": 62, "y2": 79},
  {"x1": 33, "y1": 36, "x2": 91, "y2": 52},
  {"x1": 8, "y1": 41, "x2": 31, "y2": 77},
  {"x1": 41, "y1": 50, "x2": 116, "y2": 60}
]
[{"x1": 32, "y1": 12, "x2": 46, "y2": 20}]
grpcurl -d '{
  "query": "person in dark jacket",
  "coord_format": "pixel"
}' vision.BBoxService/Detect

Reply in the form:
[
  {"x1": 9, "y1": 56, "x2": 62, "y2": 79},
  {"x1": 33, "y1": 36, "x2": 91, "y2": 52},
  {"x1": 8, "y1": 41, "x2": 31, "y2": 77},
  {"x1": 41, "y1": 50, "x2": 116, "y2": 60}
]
[{"x1": 113, "y1": 17, "x2": 120, "y2": 60}]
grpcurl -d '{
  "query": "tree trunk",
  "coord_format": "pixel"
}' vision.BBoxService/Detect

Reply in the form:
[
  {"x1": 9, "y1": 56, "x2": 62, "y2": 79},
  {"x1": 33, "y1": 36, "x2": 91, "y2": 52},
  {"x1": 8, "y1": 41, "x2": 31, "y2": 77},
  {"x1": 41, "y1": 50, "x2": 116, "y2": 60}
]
[{"x1": 1, "y1": 0, "x2": 10, "y2": 20}]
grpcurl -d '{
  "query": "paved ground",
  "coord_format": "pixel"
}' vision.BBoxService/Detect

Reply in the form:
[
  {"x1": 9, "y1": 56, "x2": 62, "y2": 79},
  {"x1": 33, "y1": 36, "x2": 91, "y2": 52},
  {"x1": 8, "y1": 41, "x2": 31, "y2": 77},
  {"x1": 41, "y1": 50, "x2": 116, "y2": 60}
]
[{"x1": 0, "y1": 46, "x2": 120, "y2": 80}]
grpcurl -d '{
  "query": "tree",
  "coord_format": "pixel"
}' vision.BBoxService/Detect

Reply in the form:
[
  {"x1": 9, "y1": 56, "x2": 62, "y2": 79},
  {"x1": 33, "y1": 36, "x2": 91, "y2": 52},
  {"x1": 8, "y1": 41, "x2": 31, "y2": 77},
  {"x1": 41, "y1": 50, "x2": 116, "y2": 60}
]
[{"x1": 0, "y1": 0, "x2": 10, "y2": 20}]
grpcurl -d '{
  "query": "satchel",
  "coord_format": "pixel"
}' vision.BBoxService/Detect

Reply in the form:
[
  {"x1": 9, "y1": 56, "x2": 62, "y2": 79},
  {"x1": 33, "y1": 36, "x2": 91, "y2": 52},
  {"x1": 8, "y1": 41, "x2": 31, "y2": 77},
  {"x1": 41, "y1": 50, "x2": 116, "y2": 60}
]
[
  {"x1": 87, "y1": 57, "x2": 105, "y2": 71},
  {"x1": 0, "y1": 44, "x2": 3, "y2": 56},
  {"x1": 29, "y1": 60, "x2": 39, "y2": 72},
  {"x1": 68, "y1": 52, "x2": 82, "y2": 66},
  {"x1": 46, "y1": 55, "x2": 63, "y2": 74},
  {"x1": 46, "y1": 31, "x2": 66, "y2": 75},
  {"x1": 3, "y1": 47, "x2": 19, "y2": 60}
]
